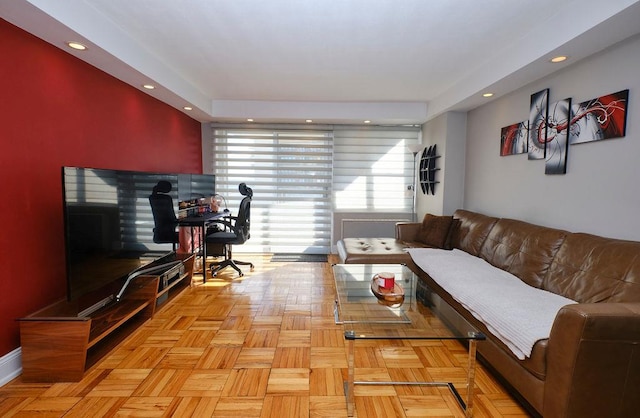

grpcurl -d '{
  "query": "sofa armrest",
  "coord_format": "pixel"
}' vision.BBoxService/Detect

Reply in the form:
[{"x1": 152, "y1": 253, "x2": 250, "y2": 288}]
[
  {"x1": 396, "y1": 222, "x2": 421, "y2": 242},
  {"x1": 544, "y1": 303, "x2": 640, "y2": 418}
]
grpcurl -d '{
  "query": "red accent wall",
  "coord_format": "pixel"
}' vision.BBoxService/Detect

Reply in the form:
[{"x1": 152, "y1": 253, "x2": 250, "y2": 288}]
[{"x1": 0, "y1": 19, "x2": 203, "y2": 356}]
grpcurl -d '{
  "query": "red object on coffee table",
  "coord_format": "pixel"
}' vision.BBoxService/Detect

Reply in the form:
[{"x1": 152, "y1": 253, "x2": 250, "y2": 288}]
[{"x1": 371, "y1": 275, "x2": 405, "y2": 305}]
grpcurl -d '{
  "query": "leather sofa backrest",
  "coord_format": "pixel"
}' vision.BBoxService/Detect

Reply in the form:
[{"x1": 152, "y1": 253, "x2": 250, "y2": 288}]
[
  {"x1": 543, "y1": 232, "x2": 640, "y2": 303},
  {"x1": 452, "y1": 209, "x2": 640, "y2": 303},
  {"x1": 479, "y1": 218, "x2": 568, "y2": 288},
  {"x1": 451, "y1": 210, "x2": 498, "y2": 257}
]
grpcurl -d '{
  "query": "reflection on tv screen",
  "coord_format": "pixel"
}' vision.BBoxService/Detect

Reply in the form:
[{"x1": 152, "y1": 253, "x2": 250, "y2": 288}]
[{"x1": 62, "y1": 166, "x2": 215, "y2": 307}]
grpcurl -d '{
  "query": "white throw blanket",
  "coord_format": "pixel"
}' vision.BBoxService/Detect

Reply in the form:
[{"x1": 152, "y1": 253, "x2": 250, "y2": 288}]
[{"x1": 407, "y1": 248, "x2": 576, "y2": 360}]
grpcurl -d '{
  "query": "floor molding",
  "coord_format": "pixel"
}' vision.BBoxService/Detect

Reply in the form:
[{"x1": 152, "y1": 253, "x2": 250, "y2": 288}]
[{"x1": 0, "y1": 347, "x2": 21, "y2": 387}]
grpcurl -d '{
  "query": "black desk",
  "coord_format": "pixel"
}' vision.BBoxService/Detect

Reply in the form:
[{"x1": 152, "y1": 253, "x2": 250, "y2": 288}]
[{"x1": 178, "y1": 211, "x2": 230, "y2": 282}]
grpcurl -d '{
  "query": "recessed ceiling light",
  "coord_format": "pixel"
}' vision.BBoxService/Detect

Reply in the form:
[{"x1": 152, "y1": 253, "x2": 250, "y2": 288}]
[
  {"x1": 183, "y1": 106, "x2": 193, "y2": 111},
  {"x1": 482, "y1": 92, "x2": 494, "y2": 98},
  {"x1": 550, "y1": 55, "x2": 568, "y2": 63},
  {"x1": 142, "y1": 84, "x2": 155, "y2": 90},
  {"x1": 364, "y1": 120, "x2": 371, "y2": 124},
  {"x1": 306, "y1": 119, "x2": 313, "y2": 123},
  {"x1": 247, "y1": 118, "x2": 254, "y2": 122},
  {"x1": 66, "y1": 41, "x2": 87, "y2": 51}
]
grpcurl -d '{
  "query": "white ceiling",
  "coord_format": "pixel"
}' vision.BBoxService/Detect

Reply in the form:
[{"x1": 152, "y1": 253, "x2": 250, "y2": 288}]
[{"x1": 3, "y1": 0, "x2": 640, "y2": 125}]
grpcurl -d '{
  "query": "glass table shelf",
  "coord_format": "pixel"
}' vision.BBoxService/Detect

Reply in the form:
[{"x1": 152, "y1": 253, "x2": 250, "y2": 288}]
[{"x1": 332, "y1": 263, "x2": 485, "y2": 417}]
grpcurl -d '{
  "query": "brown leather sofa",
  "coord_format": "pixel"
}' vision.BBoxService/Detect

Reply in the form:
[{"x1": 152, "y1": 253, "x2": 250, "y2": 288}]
[{"x1": 337, "y1": 209, "x2": 640, "y2": 417}]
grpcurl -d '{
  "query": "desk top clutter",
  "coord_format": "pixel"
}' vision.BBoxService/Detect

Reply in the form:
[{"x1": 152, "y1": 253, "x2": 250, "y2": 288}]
[{"x1": 178, "y1": 196, "x2": 217, "y2": 218}]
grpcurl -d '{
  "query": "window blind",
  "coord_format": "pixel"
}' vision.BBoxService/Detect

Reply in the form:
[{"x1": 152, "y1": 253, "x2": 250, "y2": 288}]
[
  {"x1": 333, "y1": 126, "x2": 420, "y2": 211},
  {"x1": 210, "y1": 125, "x2": 420, "y2": 254},
  {"x1": 211, "y1": 128, "x2": 334, "y2": 254}
]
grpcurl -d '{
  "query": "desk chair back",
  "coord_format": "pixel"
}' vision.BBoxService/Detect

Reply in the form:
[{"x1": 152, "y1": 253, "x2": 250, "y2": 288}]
[
  {"x1": 234, "y1": 183, "x2": 253, "y2": 243},
  {"x1": 149, "y1": 180, "x2": 179, "y2": 248}
]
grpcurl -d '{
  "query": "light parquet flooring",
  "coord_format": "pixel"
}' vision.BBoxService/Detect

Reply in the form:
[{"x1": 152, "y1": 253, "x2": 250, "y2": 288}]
[{"x1": 0, "y1": 254, "x2": 532, "y2": 417}]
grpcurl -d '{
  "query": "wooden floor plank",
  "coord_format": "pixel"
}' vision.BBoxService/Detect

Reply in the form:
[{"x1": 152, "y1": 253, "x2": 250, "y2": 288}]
[
  {"x1": 2, "y1": 254, "x2": 532, "y2": 417},
  {"x1": 221, "y1": 368, "x2": 270, "y2": 397},
  {"x1": 261, "y1": 395, "x2": 310, "y2": 418},
  {"x1": 309, "y1": 368, "x2": 346, "y2": 396},
  {"x1": 309, "y1": 395, "x2": 349, "y2": 417},
  {"x1": 266, "y1": 368, "x2": 310, "y2": 395},
  {"x1": 177, "y1": 370, "x2": 230, "y2": 398}
]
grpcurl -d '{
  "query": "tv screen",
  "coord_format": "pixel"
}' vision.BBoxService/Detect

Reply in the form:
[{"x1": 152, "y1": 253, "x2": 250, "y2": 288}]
[{"x1": 62, "y1": 167, "x2": 215, "y2": 310}]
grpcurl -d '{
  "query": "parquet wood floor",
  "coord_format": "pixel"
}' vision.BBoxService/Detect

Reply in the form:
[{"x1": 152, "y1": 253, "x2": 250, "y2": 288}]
[{"x1": 0, "y1": 254, "x2": 532, "y2": 417}]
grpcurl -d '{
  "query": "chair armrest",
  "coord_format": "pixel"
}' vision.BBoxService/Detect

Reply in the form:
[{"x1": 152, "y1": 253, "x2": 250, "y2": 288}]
[
  {"x1": 396, "y1": 222, "x2": 422, "y2": 242},
  {"x1": 209, "y1": 219, "x2": 233, "y2": 229},
  {"x1": 207, "y1": 217, "x2": 245, "y2": 236},
  {"x1": 544, "y1": 303, "x2": 640, "y2": 417}
]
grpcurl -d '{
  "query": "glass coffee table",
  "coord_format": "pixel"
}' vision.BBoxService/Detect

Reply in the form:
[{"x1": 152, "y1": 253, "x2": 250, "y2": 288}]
[{"x1": 333, "y1": 263, "x2": 485, "y2": 417}]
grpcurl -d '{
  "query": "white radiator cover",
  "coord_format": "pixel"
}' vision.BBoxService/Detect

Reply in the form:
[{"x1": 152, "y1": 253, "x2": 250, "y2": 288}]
[
  {"x1": 341, "y1": 218, "x2": 410, "y2": 239},
  {"x1": 333, "y1": 212, "x2": 412, "y2": 243}
]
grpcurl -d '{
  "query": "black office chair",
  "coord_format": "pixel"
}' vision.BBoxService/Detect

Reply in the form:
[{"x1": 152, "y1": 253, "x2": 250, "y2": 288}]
[
  {"x1": 149, "y1": 180, "x2": 179, "y2": 250},
  {"x1": 206, "y1": 183, "x2": 255, "y2": 277}
]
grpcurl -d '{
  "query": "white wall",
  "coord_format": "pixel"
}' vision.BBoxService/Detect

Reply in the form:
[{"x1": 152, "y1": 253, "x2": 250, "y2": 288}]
[
  {"x1": 419, "y1": 115, "x2": 447, "y2": 216},
  {"x1": 441, "y1": 113, "x2": 467, "y2": 215},
  {"x1": 464, "y1": 34, "x2": 640, "y2": 240},
  {"x1": 418, "y1": 112, "x2": 467, "y2": 217}
]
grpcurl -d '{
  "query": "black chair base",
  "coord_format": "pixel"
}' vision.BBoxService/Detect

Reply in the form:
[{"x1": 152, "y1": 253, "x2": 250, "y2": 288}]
[{"x1": 210, "y1": 258, "x2": 254, "y2": 277}]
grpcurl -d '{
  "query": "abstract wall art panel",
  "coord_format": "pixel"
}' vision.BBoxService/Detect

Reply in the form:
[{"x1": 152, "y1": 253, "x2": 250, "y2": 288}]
[
  {"x1": 500, "y1": 121, "x2": 528, "y2": 156},
  {"x1": 545, "y1": 98, "x2": 571, "y2": 175},
  {"x1": 528, "y1": 88, "x2": 549, "y2": 160},
  {"x1": 569, "y1": 89, "x2": 629, "y2": 145}
]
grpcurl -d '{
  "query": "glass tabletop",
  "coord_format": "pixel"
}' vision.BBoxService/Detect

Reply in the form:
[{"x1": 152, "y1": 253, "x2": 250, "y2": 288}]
[{"x1": 333, "y1": 263, "x2": 484, "y2": 341}]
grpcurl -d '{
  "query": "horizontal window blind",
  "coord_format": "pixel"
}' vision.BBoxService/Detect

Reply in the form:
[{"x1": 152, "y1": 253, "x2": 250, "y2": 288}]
[
  {"x1": 212, "y1": 128, "x2": 333, "y2": 254},
  {"x1": 209, "y1": 125, "x2": 420, "y2": 253},
  {"x1": 333, "y1": 126, "x2": 420, "y2": 211}
]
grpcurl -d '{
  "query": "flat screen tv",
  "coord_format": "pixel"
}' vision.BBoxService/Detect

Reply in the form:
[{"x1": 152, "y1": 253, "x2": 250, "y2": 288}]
[{"x1": 62, "y1": 166, "x2": 215, "y2": 313}]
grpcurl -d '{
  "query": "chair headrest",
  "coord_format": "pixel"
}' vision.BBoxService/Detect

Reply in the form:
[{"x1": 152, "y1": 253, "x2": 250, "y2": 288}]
[
  {"x1": 153, "y1": 180, "x2": 172, "y2": 194},
  {"x1": 239, "y1": 183, "x2": 253, "y2": 198}
]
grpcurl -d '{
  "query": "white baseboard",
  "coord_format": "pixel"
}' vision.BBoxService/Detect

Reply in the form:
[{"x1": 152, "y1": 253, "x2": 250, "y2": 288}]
[{"x1": 0, "y1": 348, "x2": 22, "y2": 387}]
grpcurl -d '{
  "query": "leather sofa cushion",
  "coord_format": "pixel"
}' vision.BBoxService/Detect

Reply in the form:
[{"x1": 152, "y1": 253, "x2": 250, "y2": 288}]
[
  {"x1": 544, "y1": 233, "x2": 640, "y2": 303},
  {"x1": 479, "y1": 218, "x2": 568, "y2": 288},
  {"x1": 337, "y1": 237, "x2": 424, "y2": 264},
  {"x1": 418, "y1": 214, "x2": 453, "y2": 248},
  {"x1": 450, "y1": 209, "x2": 498, "y2": 257}
]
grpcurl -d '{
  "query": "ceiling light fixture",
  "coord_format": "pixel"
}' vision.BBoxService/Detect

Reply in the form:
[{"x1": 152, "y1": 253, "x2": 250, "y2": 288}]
[
  {"x1": 482, "y1": 92, "x2": 494, "y2": 98},
  {"x1": 364, "y1": 120, "x2": 371, "y2": 124},
  {"x1": 306, "y1": 119, "x2": 313, "y2": 123},
  {"x1": 66, "y1": 41, "x2": 87, "y2": 51},
  {"x1": 142, "y1": 84, "x2": 155, "y2": 90},
  {"x1": 550, "y1": 55, "x2": 568, "y2": 63},
  {"x1": 247, "y1": 118, "x2": 254, "y2": 122},
  {"x1": 183, "y1": 106, "x2": 192, "y2": 111}
]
